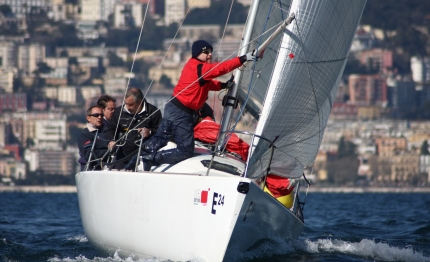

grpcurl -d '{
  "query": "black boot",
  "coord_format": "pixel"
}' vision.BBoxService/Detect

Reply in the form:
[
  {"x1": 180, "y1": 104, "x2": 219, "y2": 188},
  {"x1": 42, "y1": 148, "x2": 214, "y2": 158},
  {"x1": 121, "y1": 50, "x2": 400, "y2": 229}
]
[
  {"x1": 140, "y1": 152, "x2": 157, "y2": 171},
  {"x1": 124, "y1": 154, "x2": 138, "y2": 171}
]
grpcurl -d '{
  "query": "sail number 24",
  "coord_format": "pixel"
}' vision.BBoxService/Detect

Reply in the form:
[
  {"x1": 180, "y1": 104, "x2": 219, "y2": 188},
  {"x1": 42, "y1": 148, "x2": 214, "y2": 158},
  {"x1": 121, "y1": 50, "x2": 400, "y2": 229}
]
[{"x1": 211, "y1": 192, "x2": 225, "y2": 215}]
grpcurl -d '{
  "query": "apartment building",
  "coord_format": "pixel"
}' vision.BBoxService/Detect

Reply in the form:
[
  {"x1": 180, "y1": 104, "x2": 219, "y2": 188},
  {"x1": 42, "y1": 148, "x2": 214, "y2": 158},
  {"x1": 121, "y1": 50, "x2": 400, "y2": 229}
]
[
  {"x1": 411, "y1": 56, "x2": 430, "y2": 84},
  {"x1": 0, "y1": 0, "x2": 52, "y2": 18},
  {"x1": 36, "y1": 150, "x2": 76, "y2": 175},
  {"x1": 165, "y1": 0, "x2": 185, "y2": 26},
  {"x1": 375, "y1": 136, "x2": 407, "y2": 157},
  {"x1": 348, "y1": 74, "x2": 388, "y2": 107},
  {"x1": 42, "y1": 57, "x2": 68, "y2": 85},
  {"x1": 0, "y1": 41, "x2": 16, "y2": 68},
  {"x1": 0, "y1": 67, "x2": 17, "y2": 93},
  {"x1": 0, "y1": 111, "x2": 66, "y2": 148},
  {"x1": 358, "y1": 48, "x2": 393, "y2": 74},
  {"x1": 0, "y1": 93, "x2": 27, "y2": 113},
  {"x1": 17, "y1": 44, "x2": 46, "y2": 76},
  {"x1": 0, "y1": 158, "x2": 26, "y2": 180}
]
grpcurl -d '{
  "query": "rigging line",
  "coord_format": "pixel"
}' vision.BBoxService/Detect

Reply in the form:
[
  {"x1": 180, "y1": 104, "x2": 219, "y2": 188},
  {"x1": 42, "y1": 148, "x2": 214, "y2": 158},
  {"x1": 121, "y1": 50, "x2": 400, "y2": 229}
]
[
  {"x1": 227, "y1": 4, "x2": 292, "y2": 139},
  {"x1": 293, "y1": 15, "x2": 323, "y2": 158},
  {"x1": 123, "y1": 18, "x2": 292, "y2": 132},
  {"x1": 118, "y1": 20, "x2": 288, "y2": 139},
  {"x1": 143, "y1": 5, "x2": 193, "y2": 99},
  {"x1": 110, "y1": 0, "x2": 152, "y2": 144},
  {"x1": 221, "y1": 0, "x2": 278, "y2": 152},
  {"x1": 118, "y1": 46, "x2": 251, "y2": 135},
  {"x1": 215, "y1": 0, "x2": 235, "y2": 61},
  {"x1": 212, "y1": 0, "x2": 235, "y2": 116},
  {"x1": 112, "y1": 3, "x2": 193, "y2": 146}
]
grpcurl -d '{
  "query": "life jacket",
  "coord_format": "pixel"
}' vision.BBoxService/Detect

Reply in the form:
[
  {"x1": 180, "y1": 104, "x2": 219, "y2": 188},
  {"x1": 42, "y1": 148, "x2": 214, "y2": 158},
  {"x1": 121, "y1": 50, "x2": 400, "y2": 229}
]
[
  {"x1": 193, "y1": 117, "x2": 249, "y2": 161},
  {"x1": 264, "y1": 174, "x2": 295, "y2": 208}
]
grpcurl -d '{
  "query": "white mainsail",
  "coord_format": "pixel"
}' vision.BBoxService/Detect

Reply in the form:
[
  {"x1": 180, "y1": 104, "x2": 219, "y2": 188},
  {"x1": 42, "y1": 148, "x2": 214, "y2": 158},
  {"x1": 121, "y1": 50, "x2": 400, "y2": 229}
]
[{"x1": 237, "y1": 0, "x2": 367, "y2": 179}]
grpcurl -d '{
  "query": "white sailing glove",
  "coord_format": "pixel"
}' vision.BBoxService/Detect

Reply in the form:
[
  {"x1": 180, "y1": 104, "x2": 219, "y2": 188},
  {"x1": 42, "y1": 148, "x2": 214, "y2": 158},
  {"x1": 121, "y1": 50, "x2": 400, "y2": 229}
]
[
  {"x1": 245, "y1": 51, "x2": 256, "y2": 61},
  {"x1": 240, "y1": 51, "x2": 257, "y2": 64}
]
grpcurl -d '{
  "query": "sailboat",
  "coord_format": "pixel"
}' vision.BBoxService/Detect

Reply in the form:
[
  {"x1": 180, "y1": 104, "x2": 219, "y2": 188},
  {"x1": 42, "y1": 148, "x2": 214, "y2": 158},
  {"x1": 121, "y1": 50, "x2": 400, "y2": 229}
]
[{"x1": 75, "y1": 0, "x2": 366, "y2": 261}]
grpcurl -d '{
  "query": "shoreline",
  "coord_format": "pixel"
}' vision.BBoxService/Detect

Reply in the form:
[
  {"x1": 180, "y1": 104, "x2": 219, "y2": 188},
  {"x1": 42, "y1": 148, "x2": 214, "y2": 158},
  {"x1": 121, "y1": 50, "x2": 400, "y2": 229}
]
[
  {"x1": 0, "y1": 185, "x2": 429, "y2": 193},
  {"x1": 0, "y1": 185, "x2": 77, "y2": 193}
]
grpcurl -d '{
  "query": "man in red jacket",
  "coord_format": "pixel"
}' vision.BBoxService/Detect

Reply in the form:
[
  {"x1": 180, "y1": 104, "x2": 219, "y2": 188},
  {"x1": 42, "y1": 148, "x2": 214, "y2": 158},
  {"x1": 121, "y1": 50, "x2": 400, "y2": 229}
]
[{"x1": 125, "y1": 40, "x2": 255, "y2": 170}]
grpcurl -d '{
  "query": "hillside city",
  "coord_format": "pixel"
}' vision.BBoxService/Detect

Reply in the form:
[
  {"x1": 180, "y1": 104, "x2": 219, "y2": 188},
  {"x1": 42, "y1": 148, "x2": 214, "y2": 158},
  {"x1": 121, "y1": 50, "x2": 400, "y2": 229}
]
[{"x1": 0, "y1": 0, "x2": 430, "y2": 187}]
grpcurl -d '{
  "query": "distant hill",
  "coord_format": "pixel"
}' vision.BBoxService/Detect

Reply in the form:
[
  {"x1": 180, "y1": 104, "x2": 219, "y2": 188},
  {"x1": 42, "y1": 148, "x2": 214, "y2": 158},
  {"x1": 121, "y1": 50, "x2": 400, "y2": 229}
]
[{"x1": 361, "y1": 0, "x2": 430, "y2": 57}]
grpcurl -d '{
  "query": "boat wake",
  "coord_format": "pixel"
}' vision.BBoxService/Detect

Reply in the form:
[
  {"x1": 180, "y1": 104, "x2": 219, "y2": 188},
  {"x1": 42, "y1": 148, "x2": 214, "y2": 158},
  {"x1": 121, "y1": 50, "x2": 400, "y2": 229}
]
[
  {"x1": 235, "y1": 237, "x2": 430, "y2": 262},
  {"x1": 48, "y1": 235, "x2": 429, "y2": 262}
]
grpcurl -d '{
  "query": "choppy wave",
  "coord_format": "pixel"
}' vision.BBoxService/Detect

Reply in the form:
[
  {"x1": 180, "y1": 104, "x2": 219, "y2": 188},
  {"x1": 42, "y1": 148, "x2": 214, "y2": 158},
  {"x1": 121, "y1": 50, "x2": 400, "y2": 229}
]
[
  {"x1": 2, "y1": 192, "x2": 430, "y2": 262},
  {"x1": 67, "y1": 235, "x2": 88, "y2": 243},
  {"x1": 301, "y1": 238, "x2": 429, "y2": 262},
  {"x1": 233, "y1": 237, "x2": 430, "y2": 262}
]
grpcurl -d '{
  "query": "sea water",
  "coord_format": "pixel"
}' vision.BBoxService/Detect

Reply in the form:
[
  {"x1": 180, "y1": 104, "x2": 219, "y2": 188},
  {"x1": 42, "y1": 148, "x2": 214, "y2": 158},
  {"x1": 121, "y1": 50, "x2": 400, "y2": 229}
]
[{"x1": 1, "y1": 192, "x2": 429, "y2": 262}]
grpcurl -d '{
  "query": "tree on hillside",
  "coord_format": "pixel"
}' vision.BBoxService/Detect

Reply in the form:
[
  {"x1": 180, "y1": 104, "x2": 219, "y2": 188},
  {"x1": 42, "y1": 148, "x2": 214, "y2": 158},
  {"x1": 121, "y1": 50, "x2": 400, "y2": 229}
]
[
  {"x1": 393, "y1": 26, "x2": 428, "y2": 57},
  {"x1": 0, "y1": 4, "x2": 12, "y2": 16},
  {"x1": 326, "y1": 137, "x2": 359, "y2": 185},
  {"x1": 361, "y1": 1, "x2": 430, "y2": 31},
  {"x1": 159, "y1": 74, "x2": 173, "y2": 88},
  {"x1": 32, "y1": 62, "x2": 52, "y2": 99},
  {"x1": 185, "y1": 1, "x2": 248, "y2": 26},
  {"x1": 337, "y1": 137, "x2": 357, "y2": 158},
  {"x1": 108, "y1": 51, "x2": 125, "y2": 66},
  {"x1": 420, "y1": 140, "x2": 430, "y2": 155},
  {"x1": 360, "y1": 0, "x2": 430, "y2": 73}
]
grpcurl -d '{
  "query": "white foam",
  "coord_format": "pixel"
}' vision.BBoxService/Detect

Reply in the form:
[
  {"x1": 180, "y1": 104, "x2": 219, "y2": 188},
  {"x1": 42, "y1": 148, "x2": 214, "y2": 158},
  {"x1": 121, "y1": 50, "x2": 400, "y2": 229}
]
[
  {"x1": 299, "y1": 238, "x2": 430, "y2": 262},
  {"x1": 223, "y1": 237, "x2": 430, "y2": 262},
  {"x1": 48, "y1": 254, "x2": 163, "y2": 262},
  {"x1": 48, "y1": 237, "x2": 430, "y2": 262},
  {"x1": 66, "y1": 235, "x2": 88, "y2": 243}
]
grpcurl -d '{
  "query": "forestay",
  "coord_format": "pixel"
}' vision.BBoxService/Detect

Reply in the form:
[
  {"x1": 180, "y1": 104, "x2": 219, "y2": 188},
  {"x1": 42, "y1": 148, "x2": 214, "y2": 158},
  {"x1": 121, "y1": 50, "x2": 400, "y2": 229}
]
[{"x1": 237, "y1": 0, "x2": 367, "y2": 179}]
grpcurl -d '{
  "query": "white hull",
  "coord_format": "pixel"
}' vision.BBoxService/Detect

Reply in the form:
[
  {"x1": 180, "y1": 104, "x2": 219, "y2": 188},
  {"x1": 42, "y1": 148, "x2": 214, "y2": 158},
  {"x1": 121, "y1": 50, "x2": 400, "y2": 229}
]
[{"x1": 75, "y1": 154, "x2": 304, "y2": 261}]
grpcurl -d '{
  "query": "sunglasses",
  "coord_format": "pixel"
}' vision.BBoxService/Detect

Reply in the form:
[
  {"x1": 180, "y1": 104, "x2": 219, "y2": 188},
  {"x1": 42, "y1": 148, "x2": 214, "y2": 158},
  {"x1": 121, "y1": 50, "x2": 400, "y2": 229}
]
[
  {"x1": 89, "y1": 113, "x2": 104, "y2": 118},
  {"x1": 202, "y1": 50, "x2": 213, "y2": 54}
]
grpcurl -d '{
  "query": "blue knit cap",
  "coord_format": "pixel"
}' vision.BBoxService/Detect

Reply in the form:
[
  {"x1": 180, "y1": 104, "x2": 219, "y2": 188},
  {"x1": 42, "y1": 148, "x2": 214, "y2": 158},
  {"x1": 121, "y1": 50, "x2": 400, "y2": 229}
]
[{"x1": 192, "y1": 40, "x2": 213, "y2": 58}]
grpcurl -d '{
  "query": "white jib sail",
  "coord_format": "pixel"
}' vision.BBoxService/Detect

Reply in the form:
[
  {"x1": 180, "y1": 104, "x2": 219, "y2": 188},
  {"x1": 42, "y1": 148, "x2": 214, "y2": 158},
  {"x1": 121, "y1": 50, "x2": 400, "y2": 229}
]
[{"x1": 241, "y1": 0, "x2": 367, "y2": 179}]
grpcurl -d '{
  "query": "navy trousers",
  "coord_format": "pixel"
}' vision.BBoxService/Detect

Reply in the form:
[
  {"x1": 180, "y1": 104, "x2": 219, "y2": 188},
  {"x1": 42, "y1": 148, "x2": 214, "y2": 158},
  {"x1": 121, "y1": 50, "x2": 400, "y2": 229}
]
[{"x1": 148, "y1": 102, "x2": 195, "y2": 165}]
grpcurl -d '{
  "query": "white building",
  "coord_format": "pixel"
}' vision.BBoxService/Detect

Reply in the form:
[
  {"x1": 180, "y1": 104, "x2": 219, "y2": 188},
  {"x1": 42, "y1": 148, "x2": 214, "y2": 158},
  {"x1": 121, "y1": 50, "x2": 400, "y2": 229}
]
[
  {"x1": 351, "y1": 27, "x2": 376, "y2": 52},
  {"x1": 81, "y1": 0, "x2": 116, "y2": 22},
  {"x1": 77, "y1": 57, "x2": 99, "y2": 68},
  {"x1": 0, "y1": 41, "x2": 16, "y2": 68},
  {"x1": 165, "y1": 0, "x2": 185, "y2": 26},
  {"x1": 104, "y1": 76, "x2": 127, "y2": 96},
  {"x1": 81, "y1": 86, "x2": 102, "y2": 101},
  {"x1": 187, "y1": 0, "x2": 210, "y2": 9},
  {"x1": 58, "y1": 86, "x2": 79, "y2": 104},
  {"x1": 76, "y1": 21, "x2": 100, "y2": 40},
  {"x1": 411, "y1": 56, "x2": 430, "y2": 84},
  {"x1": 34, "y1": 119, "x2": 67, "y2": 149},
  {"x1": 80, "y1": 0, "x2": 102, "y2": 21},
  {"x1": 17, "y1": 44, "x2": 46, "y2": 76},
  {"x1": 42, "y1": 57, "x2": 68, "y2": 80},
  {"x1": 50, "y1": 0, "x2": 67, "y2": 21},
  {"x1": 24, "y1": 148, "x2": 39, "y2": 172},
  {"x1": 0, "y1": 0, "x2": 52, "y2": 18},
  {"x1": 0, "y1": 67, "x2": 17, "y2": 93},
  {"x1": 0, "y1": 159, "x2": 26, "y2": 180},
  {"x1": 44, "y1": 86, "x2": 82, "y2": 105}
]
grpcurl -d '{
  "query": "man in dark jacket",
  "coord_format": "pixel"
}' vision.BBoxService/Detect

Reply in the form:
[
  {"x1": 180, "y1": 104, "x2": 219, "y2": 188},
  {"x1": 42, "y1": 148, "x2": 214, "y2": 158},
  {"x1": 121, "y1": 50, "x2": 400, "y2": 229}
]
[
  {"x1": 104, "y1": 87, "x2": 162, "y2": 169},
  {"x1": 127, "y1": 40, "x2": 255, "y2": 170},
  {"x1": 77, "y1": 105, "x2": 109, "y2": 171}
]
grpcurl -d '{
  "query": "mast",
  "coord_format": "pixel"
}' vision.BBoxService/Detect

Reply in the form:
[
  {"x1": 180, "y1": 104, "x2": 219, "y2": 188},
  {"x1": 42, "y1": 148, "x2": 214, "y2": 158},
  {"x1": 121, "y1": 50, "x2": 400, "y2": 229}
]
[{"x1": 217, "y1": 0, "x2": 260, "y2": 152}]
